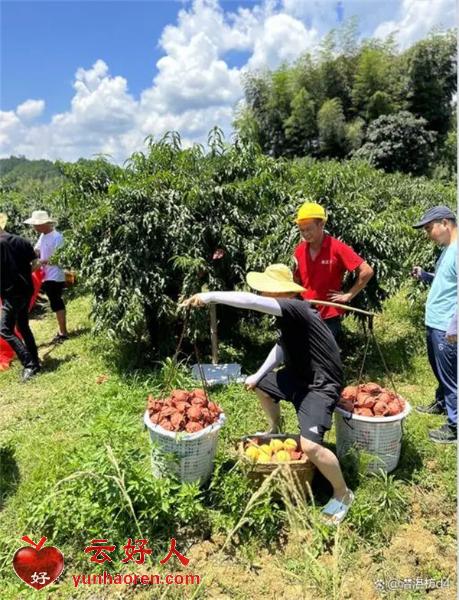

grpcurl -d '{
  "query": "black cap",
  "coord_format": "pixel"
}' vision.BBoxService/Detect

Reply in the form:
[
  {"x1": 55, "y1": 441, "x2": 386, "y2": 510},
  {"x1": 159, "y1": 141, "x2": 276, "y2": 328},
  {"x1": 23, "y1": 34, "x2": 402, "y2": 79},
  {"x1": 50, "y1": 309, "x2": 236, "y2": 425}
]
[{"x1": 412, "y1": 206, "x2": 456, "y2": 229}]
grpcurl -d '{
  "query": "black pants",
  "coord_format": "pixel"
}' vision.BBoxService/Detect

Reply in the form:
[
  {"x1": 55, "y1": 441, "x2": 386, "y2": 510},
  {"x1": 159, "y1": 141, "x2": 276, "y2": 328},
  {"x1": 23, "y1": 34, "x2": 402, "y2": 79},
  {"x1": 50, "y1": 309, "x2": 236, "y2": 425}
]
[
  {"x1": 42, "y1": 281, "x2": 65, "y2": 312},
  {"x1": 0, "y1": 294, "x2": 39, "y2": 369},
  {"x1": 324, "y1": 317, "x2": 342, "y2": 340}
]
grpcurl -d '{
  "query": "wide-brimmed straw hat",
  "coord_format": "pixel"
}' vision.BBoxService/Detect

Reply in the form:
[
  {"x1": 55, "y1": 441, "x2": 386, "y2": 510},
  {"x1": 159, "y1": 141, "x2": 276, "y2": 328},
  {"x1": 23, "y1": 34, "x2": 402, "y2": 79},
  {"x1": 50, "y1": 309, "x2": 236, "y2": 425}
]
[
  {"x1": 246, "y1": 264, "x2": 306, "y2": 293},
  {"x1": 0, "y1": 213, "x2": 7, "y2": 230},
  {"x1": 24, "y1": 210, "x2": 57, "y2": 225}
]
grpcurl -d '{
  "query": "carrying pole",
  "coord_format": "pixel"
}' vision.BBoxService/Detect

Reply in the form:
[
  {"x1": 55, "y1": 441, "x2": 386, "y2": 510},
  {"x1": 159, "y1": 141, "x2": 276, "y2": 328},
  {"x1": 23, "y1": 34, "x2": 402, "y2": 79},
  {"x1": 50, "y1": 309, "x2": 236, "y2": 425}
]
[
  {"x1": 306, "y1": 298, "x2": 375, "y2": 317},
  {"x1": 209, "y1": 304, "x2": 219, "y2": 365}
]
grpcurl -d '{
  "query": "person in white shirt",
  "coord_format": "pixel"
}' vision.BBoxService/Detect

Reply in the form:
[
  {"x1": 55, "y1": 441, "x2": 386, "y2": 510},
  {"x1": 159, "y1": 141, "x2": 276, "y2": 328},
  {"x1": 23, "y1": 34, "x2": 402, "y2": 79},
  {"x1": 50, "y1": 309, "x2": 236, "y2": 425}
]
[{"x1": 24, "y1": 210, "x2": 68, "y2": 343}]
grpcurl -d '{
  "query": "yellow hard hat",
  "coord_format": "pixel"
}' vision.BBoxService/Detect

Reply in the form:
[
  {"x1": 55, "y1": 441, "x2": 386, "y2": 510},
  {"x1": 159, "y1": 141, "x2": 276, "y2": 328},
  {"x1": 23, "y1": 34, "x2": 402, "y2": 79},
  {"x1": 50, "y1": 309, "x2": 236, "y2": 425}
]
[{"x1": 295, "y1": 202, "x2": 327, "y2": 223}]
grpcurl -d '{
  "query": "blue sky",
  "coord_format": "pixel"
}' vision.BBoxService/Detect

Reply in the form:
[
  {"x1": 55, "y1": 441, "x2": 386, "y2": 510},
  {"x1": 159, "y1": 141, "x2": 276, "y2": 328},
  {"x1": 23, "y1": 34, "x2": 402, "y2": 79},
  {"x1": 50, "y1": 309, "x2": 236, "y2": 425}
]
[
  {"x1": 2, "y1": 1, "x2": 183, "y2": 119},
  {"x1": 0, "y1": 0, "x2": 455, "y2": 162}
]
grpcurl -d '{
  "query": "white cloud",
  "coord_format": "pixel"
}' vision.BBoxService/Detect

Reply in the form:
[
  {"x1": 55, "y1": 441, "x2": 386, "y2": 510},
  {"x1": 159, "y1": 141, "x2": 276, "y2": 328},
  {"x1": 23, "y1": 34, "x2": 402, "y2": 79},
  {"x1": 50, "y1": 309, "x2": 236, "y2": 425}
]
[
  {"x1": 248, "y1": 13, "x2": 319, "y2": 69},
  {"x1": 142, "y1": 31, "x2": 242, "y2": 114},
  {"x1": 373, "y1": 0, "x2": 455, "y2": 49},
  {"x1": 0, "y1": 111, "x2": 22, "y2": 148},
  {"x1": 16, "y1": 99, "x2": 45, "y2": 121}
]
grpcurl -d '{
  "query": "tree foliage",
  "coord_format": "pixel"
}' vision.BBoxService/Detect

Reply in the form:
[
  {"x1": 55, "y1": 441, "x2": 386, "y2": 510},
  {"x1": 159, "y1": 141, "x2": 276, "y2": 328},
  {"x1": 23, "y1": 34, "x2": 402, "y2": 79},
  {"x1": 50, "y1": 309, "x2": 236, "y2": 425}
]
[
  {"x1": 317, "y1": 98, "x2": 346, "y2": 157},
  {"x1": 235, "y1": 28, "x2": 456, "y2": 177},
  {"x1": 38, "y1": 131, "x2": 454, "y2": 358},
  {"x1": 355, "y1": 111, "x2": 437, "y2": 175},
  {"x1": 405, "y1": 32, "x2": 457, "y2": 136}
]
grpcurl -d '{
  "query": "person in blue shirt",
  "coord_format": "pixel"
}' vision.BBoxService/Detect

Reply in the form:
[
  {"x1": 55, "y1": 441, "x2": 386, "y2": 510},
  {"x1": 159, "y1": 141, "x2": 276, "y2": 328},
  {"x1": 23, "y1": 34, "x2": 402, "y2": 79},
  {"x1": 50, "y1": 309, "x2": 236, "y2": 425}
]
[{"x1": 412, "y1": 206, "x2": 457, "y2": 443}]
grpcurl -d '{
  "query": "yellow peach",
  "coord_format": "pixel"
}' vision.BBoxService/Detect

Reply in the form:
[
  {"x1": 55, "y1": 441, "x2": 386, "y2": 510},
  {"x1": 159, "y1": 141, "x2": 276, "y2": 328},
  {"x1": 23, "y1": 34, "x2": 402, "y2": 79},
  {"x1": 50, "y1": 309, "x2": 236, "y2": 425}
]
[
  {"x1": 257, "y1": 453, "x2": 271, "y2": 463},
  {"x1": 270, "y1": 439, "x2": 284, "y2": 451},
  {"x1": 258, "y1": 444, "x2": 273, "y2": 457},
  {"x1": 283, "y1": 438, "x2": 298, "y2": 450},
  {"x1": 276, "y1": 450, "x2": 291, "y2": 462},
  {"x1": 245, "y1": 446, "x2": 260, "y2": 461}
]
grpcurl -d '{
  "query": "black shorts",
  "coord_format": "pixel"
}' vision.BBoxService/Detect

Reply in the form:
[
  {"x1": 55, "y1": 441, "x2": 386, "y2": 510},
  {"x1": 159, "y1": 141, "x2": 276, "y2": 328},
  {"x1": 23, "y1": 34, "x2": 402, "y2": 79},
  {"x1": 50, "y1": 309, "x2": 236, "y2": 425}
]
[
  {"x1": 256, "y1": 368, "x2": 339, "y2": 444},
  {"x1": 42, "y1": 281, "x2": 65, "y2": 312}
]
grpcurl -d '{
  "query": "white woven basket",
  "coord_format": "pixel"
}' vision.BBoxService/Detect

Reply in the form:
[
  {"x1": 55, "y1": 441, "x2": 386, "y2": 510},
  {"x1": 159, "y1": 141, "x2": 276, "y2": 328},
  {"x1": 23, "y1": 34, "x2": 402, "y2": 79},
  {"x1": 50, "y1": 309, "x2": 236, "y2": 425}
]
[
  {"x1": 334, "y1": 401, "x2": 412, "y2": 473},
  {"x1": 144, "y1": 411, "x2": 226, "y2": 484}
]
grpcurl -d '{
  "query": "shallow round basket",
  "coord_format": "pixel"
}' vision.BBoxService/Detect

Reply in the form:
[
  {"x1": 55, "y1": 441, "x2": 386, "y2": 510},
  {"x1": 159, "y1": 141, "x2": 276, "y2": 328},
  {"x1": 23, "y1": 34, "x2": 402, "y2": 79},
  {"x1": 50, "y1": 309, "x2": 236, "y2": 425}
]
[
  {"x1": 334, "y1": 401, "x2": 412, "y2": 473},
  {"x1": 144, "y1": 410, "x2": 226, "y2": 484},
  {"x1": 239, "y1": 433, "x2": 315, "y2": 492}
]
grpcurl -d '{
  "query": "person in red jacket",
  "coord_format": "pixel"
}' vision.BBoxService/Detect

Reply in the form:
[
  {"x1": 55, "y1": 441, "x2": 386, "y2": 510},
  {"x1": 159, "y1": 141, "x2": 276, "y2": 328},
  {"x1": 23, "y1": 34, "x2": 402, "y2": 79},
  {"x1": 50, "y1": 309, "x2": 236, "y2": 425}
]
[{"x1": 293, "y1": 202, "x2": 374, "y2": 338}]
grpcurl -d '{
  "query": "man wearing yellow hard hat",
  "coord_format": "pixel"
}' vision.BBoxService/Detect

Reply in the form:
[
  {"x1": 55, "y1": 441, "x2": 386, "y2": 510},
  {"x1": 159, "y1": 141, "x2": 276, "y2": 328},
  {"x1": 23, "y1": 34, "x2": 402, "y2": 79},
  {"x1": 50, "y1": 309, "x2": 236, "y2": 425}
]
[
  {"x1": 293, "y1": 201, "x2": 374, "y2": 338},
  {"x1": 180, "y1": 264, "x2": 354, "y2": 525}
]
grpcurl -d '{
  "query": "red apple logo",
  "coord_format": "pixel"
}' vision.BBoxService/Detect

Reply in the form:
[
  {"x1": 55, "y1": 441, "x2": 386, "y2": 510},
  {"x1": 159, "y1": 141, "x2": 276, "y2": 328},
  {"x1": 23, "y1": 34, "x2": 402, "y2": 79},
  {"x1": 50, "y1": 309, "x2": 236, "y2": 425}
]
[{"x1": 13, "y1": 536, "x2": 64, "y2": 590}]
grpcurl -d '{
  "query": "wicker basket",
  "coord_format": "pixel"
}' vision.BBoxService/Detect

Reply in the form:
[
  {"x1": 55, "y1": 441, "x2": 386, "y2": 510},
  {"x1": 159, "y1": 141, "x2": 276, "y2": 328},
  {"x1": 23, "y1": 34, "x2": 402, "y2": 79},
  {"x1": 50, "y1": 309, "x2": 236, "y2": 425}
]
[
  {"x1": 64, "y1": 269, "x2": 77, "y2": 288},
  {"x1": 238, "y1": 433, "x2": 315, "y2": 494},
  {"x1": 334, "y1": 401, "x2": 412, "y2": 473},
  {"x1": 144, "y1": 410, "x2": 226, "y2": 484}
]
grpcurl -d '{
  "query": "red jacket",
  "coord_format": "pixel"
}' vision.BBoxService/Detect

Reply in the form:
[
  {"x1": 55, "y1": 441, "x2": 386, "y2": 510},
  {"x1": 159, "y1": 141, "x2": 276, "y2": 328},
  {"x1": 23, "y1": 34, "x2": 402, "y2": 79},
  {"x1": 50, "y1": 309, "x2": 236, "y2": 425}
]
[{"x1": 294, "y1": 234, "x2": 363, "y2": 319}]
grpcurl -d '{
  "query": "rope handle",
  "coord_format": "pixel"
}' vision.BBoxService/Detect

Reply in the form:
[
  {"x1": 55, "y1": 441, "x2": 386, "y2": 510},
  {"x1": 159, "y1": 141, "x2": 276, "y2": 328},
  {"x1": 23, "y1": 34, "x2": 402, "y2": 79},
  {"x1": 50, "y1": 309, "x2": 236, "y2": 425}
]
[
  {"x1": 357, "y1": 315, "x2": 398, "y2": 396},
  {"x1": 159, "y1": 307, "x2": 211, "y2": 402}
]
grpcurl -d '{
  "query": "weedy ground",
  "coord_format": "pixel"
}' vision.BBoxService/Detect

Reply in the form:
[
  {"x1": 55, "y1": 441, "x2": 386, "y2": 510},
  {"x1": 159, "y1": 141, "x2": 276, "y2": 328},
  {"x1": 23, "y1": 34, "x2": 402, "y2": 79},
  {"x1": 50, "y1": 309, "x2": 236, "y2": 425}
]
[{"x1": 0, "y1": 294, "x2": 456, "y2": 599}]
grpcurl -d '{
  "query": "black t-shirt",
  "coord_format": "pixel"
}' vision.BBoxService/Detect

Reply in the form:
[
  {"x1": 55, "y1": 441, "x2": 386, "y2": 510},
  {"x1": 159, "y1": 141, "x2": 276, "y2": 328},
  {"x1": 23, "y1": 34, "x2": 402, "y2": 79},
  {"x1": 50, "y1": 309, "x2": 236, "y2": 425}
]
[
  {"x1": 276, "y1": 299, "x2": 343, "y2": 395},
  {"x1": 0, "y1": 232, "x2": 36, "y2": 297}
]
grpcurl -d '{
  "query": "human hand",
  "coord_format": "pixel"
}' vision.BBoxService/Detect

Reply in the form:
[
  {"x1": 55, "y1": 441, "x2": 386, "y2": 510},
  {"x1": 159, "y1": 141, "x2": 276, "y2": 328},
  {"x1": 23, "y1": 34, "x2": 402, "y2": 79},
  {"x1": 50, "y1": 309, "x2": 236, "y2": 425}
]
[
  {"x1": 31, "y1": 259, "x2": 41, "y2": 272},
  {"x1": 411, "y1": 266, "x2": 422, "y2": 279},
  {"x1": 328, "y1": 291, "x2": 352, "y2": 304},
  {"x1": 244, "y1": 374, "x2": 259, "y2": 390},
  {"x1": 446, "y1": 334, "x2": 457, "y2": 344},
  {"x1": 178, "y1": 294, "x2": 206, "y2": 308}
]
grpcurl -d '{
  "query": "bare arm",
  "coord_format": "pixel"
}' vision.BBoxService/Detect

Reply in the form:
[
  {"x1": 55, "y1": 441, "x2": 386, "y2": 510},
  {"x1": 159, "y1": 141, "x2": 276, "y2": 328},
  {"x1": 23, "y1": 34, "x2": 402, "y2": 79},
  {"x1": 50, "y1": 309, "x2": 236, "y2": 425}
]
[{"x1": 245, "y1": 344, "x2": 284, "y2": 390}]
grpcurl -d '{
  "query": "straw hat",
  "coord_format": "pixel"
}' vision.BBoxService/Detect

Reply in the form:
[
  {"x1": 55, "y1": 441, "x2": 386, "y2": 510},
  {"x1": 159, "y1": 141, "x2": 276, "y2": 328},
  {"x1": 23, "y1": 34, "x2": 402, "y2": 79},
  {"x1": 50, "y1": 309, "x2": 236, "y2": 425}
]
[
  {"x1": 246, "y1": 264, "x2": 306, "y2": 293},
  {"x1": 0, "y1": 213, "x2": 7, "y2": 230},
  {"x1": 24, "y1": 210, "x2": 57, "y2": 225}
]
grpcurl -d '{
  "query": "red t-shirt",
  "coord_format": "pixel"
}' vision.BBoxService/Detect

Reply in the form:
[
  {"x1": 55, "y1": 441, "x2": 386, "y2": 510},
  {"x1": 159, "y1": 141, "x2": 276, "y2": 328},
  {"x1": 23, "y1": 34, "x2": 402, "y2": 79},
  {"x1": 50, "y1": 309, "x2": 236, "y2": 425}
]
[{"x1": 294, "y1": 234, "x2": 364, "y2": 320}]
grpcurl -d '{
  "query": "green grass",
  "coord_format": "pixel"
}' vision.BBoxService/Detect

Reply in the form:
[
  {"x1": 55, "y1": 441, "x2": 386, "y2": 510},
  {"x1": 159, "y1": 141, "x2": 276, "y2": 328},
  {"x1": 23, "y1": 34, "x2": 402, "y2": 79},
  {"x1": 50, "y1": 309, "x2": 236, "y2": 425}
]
[{"x1": 0, "y1": 293, "x2": 456, "y2": 599}]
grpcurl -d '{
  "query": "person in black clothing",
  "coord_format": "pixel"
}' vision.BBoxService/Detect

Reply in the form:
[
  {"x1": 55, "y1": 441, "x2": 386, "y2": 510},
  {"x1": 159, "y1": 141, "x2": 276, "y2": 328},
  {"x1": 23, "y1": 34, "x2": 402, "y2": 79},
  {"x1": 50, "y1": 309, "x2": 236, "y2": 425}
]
[
  {"x1": 0, "y1": 213, "x2": 40, "y2": 382},
  {"x1": 180, "y1": 264, "x2": 354, "y2": 525}
]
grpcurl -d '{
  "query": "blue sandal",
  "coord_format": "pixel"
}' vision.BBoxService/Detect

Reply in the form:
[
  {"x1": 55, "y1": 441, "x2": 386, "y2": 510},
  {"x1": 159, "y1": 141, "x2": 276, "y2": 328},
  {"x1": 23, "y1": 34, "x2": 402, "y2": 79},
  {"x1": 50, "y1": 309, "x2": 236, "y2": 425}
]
[{"x1": 321, "y1": 490, "x2": 355, "y2": 525}]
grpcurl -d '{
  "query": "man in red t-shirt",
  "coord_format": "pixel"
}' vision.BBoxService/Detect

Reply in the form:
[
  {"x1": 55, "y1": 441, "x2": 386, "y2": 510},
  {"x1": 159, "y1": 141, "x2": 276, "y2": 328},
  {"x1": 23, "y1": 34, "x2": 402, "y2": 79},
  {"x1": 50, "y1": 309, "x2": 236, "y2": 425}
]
[{"x1": 293, "y1": 202, "x2": 374, "y2": 337}]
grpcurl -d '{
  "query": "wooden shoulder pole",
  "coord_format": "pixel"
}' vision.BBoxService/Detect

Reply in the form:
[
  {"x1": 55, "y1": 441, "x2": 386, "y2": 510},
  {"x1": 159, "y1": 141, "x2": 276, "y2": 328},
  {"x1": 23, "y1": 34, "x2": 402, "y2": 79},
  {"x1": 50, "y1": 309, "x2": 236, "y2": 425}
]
[{"x1": 209, "y1": 304, "x2": 219, "y2": 365}]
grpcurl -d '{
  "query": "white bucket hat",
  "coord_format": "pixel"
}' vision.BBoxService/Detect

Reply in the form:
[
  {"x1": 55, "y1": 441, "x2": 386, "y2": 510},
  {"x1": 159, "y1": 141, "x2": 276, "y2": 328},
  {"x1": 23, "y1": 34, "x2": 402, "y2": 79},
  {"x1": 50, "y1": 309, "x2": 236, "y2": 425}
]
[{"x1": 24, "y1": 210, "x2": 57, "y2": 225}]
